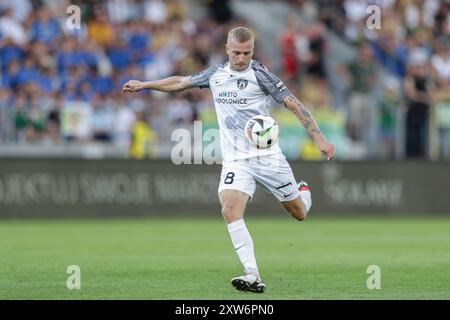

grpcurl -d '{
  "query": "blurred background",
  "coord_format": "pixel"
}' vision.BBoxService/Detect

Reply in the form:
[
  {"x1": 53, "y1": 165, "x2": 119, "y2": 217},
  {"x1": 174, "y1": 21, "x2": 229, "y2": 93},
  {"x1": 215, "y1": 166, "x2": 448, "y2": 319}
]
[
  {"x1": 1, "y1": 0, "x2": 449, "y2": 160},
  {"x1": 0, "y1": 0, "x2": 450, "y2": 217}
]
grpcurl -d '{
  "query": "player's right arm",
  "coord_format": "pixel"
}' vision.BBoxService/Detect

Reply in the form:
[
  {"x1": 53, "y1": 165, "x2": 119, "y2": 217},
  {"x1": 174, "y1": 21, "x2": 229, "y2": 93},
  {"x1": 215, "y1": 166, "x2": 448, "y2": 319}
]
[
  {"x1": 123, "y1": 64, "x2": 221, "y2": 94},
  {"x1": 123, "y1": 76, "x2": 194, "y2": 93}
]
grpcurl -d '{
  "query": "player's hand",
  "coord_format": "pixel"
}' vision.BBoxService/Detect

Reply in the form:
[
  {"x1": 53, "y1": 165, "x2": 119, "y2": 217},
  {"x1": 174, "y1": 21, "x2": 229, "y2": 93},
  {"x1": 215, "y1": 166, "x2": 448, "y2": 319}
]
[
  {"x1": 316, "y1": 137, "x2": 336, "y2": 161},
  {"x1": 123, "y1": 80, "x2": 144, "y2": 93}
]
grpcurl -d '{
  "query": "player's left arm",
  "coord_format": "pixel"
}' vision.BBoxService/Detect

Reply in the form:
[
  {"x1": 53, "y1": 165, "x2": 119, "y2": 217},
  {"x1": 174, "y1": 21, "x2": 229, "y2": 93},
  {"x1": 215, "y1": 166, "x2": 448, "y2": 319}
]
[{"x1": 282, "y1": 95, "x2": 336, "y2": 161}]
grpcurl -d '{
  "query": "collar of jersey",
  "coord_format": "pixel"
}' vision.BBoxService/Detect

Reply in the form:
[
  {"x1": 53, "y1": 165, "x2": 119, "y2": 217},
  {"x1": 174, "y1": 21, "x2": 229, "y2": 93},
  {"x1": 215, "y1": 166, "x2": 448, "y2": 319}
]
[{"x1": 225, "y1": 60, "x2": 253, "y2": 74}]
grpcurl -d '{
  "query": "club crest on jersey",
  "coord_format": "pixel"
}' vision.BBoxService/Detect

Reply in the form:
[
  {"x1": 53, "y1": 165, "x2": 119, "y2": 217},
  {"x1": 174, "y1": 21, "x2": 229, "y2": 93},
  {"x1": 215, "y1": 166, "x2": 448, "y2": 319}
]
[
  {"x1": 237, "y1": 79, "x2": 248, "y2": 90},
  {"x1": 275, "y1": 81, "x2": 286, "y2": 92}
]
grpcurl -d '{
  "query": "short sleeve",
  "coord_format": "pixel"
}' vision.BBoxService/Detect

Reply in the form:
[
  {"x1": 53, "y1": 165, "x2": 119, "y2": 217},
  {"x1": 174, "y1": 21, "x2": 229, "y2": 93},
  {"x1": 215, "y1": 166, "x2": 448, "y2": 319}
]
[
  {"x1": 189, "y1": 64, "x2": 221, "y2": 89},
  {"x1": 253, "y1": 62, "x2": 291, "y2": 103}
]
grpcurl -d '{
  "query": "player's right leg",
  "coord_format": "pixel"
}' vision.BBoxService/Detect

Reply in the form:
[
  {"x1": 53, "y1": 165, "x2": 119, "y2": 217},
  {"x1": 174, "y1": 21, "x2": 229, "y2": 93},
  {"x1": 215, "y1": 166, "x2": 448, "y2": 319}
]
[
  {"x1": 218, "y1": 166, "x2": 266, "y2": 293},
  {"x1": 281, "y1": 180, "x2": 311, "y2": 221},
  {"x1": 250, "y1": 155, "x2": 312, "y2": 221},
  {"x1": 219, "y1": 189, "x2": 249, "y2": 224}
]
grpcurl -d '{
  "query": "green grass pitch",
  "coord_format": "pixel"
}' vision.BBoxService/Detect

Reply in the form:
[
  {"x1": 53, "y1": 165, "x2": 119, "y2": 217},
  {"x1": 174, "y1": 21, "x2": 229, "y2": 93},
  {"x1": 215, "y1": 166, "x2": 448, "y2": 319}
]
[{"x1": 0, "y1": 216, "x2": 449, "y2": 299}]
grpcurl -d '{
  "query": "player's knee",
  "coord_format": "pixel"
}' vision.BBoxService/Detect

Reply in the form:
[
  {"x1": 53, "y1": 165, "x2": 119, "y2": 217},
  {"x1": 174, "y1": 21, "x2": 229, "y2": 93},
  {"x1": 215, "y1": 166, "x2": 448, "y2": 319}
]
[
  {"x1": 289, "y1": 204, "x2": 306, "y2": 221},
  {"x1": 221, "y1": 202, "x2": 237, "y2": 220}
]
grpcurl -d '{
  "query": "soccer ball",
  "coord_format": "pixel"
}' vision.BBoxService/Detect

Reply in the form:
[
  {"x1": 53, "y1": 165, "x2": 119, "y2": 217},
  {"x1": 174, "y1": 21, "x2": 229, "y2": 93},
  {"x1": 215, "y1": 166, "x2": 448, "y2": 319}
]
[{"x1": 245, "y1": 115, "x2": 279, "y2": 149}]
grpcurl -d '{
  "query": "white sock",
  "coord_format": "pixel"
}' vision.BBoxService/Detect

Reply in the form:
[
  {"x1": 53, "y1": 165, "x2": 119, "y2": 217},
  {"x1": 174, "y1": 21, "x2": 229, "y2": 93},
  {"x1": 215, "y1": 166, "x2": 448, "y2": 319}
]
[
  {"x1": 227, "y1": 219, "x2": 260, "y2": 278},
  {"x1": 299, "y1": 189, "x2": 312, "y2": 213}
]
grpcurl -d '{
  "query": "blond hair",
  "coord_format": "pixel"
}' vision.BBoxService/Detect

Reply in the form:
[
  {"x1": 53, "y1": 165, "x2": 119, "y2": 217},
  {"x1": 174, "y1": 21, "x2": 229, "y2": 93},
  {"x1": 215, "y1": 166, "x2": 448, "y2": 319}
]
[{"x1": 227, "y1": 27, "x2": 254, "y2": 43}]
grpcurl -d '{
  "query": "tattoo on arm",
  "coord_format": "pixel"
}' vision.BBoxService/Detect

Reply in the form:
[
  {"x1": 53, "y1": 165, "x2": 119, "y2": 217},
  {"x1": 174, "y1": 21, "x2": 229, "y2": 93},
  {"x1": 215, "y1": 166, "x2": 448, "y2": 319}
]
[{"x1": 283, "y1": 95, "x2": 322, "y2": 138}]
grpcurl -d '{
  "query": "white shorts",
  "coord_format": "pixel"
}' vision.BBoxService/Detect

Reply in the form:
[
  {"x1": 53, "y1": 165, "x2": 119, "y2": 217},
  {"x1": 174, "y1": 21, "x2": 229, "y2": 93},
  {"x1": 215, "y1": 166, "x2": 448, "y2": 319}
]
[{"x1": 218, "y1": 154, "x2": 300, "y2": 202}]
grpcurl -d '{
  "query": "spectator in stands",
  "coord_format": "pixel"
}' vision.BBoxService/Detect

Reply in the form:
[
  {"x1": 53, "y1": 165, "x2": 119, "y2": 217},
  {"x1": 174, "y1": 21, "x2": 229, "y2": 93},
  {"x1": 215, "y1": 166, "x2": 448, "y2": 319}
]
[
  {"x1": 144, "y1": 0, "x2": 167, "y2": 25},
  {"x1": 341, "y1": 42, "x2": 379, "y2": 156},
  {"x1": 12, "y1": 91, "x2": 28, "y2": 143},
  {"x1": 0, "y1": 38, "x2": 25, "y2": 73},
  {"x1": 113, "y1": 93, "x2": 136, "y2": 148},
  {"x1": 2, "y1": 0, "x2": 447, "y2": 160},
  {"x1": 433, "y1": 0, "x2": 450, "y2": 38},
  {"x1": 280, "y1": 16, "x2": 301, "y2": 82},
  {"x1": 45, "y1": 93, "x2": 63, "y2": 144},
  {"x1": 378, "y1": 79, "x2": 400, "y2": 159},
  {"x1": 30, "y1": 6, "x2": 60, "y2": 45},
  {"x1": 404, "y1": 58, "x2": 434, "y2": 158},
  {"x1": 305, "y1": 22, "x2": 327, "y2": 79},
  {"x1": 0, "y1": 7, "x2": 27, "y2": 46},
  {"x1": 27, "y1": 91, "x2": 47, "y2": 142},
  {"x1": 90, "y1": 93, "x2": 114, "y2": 142},
  {"x1": 431, "y1": 41, "x2": 450, "y2": 86},
  {"x1": 88, "y1": 8, "x2": 116, "y2": 47},
  {"x1": 130, "y1": 110, "x2": 157, "y2": 159},
  {"x1": 1, "y1": 0, "x2": 32, "y2": 23}
]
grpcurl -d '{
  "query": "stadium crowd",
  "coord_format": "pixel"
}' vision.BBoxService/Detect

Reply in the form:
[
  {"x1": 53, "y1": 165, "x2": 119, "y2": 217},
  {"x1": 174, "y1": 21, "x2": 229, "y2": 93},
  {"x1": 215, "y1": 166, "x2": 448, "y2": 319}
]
[
  {"x1": 0, "y1": 0, "x2": 238, "y2": 158},
  {"x1": 315, "y1": 0, "x2": 450, "y2": 158},
  {"x1": 0, "y1": 0, "x2": 449, "y2": 159}
]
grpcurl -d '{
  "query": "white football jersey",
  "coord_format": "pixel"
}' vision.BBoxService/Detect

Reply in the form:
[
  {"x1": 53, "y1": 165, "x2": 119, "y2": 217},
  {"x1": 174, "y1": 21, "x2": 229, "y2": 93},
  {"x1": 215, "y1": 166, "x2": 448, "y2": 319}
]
[{"x1": 190, "y1": 60, "x2": 291, "y2": 162}]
